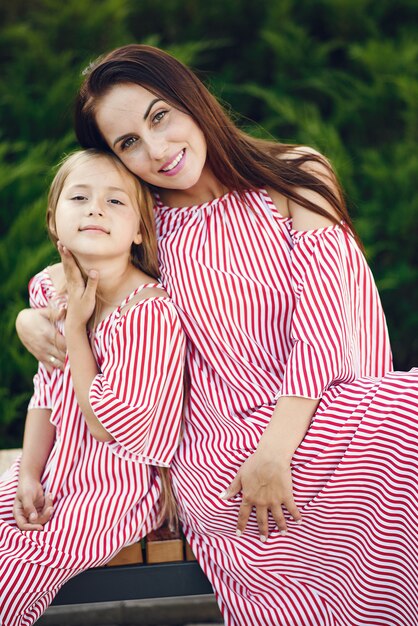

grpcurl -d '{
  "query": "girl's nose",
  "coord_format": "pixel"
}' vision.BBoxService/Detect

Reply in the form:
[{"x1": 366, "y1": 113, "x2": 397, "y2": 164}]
[{"x1": 87, "y1": 202, "x2": 104, "y2": 216}]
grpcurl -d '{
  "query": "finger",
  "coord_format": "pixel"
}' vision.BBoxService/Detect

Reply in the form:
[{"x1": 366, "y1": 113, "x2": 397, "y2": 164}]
[
  {"x1": 284, "y1": 498, "x2": 302, "y2": 524},
  {"x1": 53, "y1": 331, "x2": 67, "y2": 370},
  {"x1": 236, "y1": 501, "x2": 252, "y2": 537},
  {"x1": 49, "y1": 306, "x2": 66, "y2": 324},
  {"x1": 270, "y1": 504, "x2": 288, "y2": 535},
  {"x1": 219, "y1": 474, "x2": 242, "y2": 500},
  {"x1": 38, "y1": 493, "x2": 54, "y2": 524},
  {"x1": 84, "y1": 270, "x2": 99, "y2": 300},
  {"x1": 13, "y1": 504, "x2": 43, "y2": 532},
  {"x1": 58, "y1": 243, "x2": 82, "y2": 286},
  {"x1": 17, "y1": 519, "x2": 44, "y2": 531},
  {"x1": 21, "y1": 500, "x2": 39, "y2": 524},
  {"x1": 256, "y1": 506, "x2": 269, "y2": 542}
]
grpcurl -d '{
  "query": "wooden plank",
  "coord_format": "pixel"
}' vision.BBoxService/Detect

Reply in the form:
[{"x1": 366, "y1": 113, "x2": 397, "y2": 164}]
[
  {"x1": 185, "y1": 541, "x2": 197, "y2": 561},
  {"x1": 106, "y1": 542, "x2": 143, "y2": 566}
]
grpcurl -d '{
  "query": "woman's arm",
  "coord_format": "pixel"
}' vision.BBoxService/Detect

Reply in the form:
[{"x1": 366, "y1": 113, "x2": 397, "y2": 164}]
[
  {"x1": 224, "y1": 151, "x2": 352, "y2": 539},
  {"x1": 15, "y1": 264, "x2": 67, "y2": 372},
  {"x1": 14, "y1": 408, "x2": 55, "y2": 531}
]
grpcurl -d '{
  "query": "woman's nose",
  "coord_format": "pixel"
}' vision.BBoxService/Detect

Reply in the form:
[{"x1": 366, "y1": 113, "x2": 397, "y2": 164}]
[{"x1": 146, "y1": 138, "x2": 168, "y2": 161}]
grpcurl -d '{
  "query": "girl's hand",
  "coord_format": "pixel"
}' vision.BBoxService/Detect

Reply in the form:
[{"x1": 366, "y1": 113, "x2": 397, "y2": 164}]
[
  {"x1": 13, "y1": 477, "x2": 54, "y2": 531},
  {"x1": 221, "y1": 448, "x2": 302, "y2": 541},
  {"x1": 58, "y1": 243, "x2": 98, "y2": 329},
  {"x1": 16, "y1": 308, "x2": 66, "y2": 372}
]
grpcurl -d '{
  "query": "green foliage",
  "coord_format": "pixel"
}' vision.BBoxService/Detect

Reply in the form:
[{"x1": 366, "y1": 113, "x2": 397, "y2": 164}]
[{"x1": 0, "y1": 0, "x2": 417, "y2": 446}]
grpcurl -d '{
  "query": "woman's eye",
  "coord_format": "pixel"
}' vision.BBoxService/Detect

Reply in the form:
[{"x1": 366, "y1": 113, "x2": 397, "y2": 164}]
[
  {"x1": 121, "y1": 137, "x2": 138, "y2": 151},
  {"x1": 152, "y1": 110, "x2": 167, "y2": 124}
]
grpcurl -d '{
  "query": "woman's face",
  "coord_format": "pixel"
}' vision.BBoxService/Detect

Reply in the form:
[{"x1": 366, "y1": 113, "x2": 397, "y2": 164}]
[{"x1": 95, "y1": 83, "x2": 208, "y2": 192}]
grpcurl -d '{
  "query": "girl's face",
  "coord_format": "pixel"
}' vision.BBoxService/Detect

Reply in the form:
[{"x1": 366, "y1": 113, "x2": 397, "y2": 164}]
[
  {"x1": 53, "y1": 157, "x2": 142, "y2": 264},
  {"x1": 95, "y1": 83, "x2": 208, "y2": 192}
]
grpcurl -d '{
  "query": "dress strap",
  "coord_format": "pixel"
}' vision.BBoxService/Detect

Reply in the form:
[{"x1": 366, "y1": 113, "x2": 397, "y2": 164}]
[{"x1": 118, "y1": 282, "x2": 164, "y2": 311}]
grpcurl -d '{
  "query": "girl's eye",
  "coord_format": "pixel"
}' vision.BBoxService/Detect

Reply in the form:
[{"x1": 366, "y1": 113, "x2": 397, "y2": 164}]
[
  {"x1": 109, "y1": 198, "x2": 124, "y2": 205},
  {"x1": 152, "y1": 110, "x2": 167, "y2": 124},
  {"x1": 121, "y1": 137, "x2": 138, "y2": 151},
  {"x1": 71, "y1": 195, "x2": 87, "y2": 201}
]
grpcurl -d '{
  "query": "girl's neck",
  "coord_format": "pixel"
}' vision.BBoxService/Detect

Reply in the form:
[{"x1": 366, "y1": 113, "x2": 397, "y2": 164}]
[{"x1": 77, "y1": 256, "x2": 153, "y2": 308}]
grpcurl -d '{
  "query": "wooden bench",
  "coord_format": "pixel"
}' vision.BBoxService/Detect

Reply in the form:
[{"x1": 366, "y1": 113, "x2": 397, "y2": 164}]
[{"x1": 0, "y1": 449, "x2": 214, "y2": 606}]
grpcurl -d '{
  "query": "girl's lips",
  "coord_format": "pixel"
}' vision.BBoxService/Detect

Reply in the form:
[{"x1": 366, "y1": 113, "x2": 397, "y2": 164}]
[
  {"x1": 159, "y1": 149, "x2": 186, "y2": 177},
  {"x1": 79, "y1": 225, "x2": 110, "y2": 234}
]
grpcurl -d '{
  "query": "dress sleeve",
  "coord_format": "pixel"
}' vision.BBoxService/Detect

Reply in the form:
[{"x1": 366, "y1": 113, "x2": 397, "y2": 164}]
[
  {"x1": 89, "y1": 298, "x2": 186, "y2": 467},
  {"x1": 27, "y1": 270, "x2": 58, "y2": 410},
  {"x1": 279, "y1": 225, "x2": 391, "y2": 399},
  {"x1": 28, "y1": 363, "x2": 54, "y2": 410},
  {"x1": 28, "y1": 270, "x2": 51, "y2": 309}
]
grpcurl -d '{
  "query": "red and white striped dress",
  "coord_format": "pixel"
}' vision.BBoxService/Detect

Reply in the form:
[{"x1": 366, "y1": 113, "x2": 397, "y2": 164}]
[
  {"x1": 155, "y1": 189, "x2": 418, "y2": 626},
  {"x1": 0, "y1": 272, "x2": 185, "y2": 626}
]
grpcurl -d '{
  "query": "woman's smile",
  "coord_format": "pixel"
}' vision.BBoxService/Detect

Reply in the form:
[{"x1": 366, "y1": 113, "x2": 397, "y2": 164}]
[{"x1": 159, "y1": 148, "x2": 186, "y2": 175}]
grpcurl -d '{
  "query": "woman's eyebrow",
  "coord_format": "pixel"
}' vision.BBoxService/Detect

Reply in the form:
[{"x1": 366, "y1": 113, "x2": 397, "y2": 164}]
[
  {"x1": 112, "y1": 98, "x2": 163, "y2": 148},
  {"x1": 143, "y1": 98, "x2": 163, "y2": 120}
]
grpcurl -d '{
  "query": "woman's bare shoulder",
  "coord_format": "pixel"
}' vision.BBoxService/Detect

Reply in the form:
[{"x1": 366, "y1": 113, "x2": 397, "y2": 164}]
[{"x1": 279, "y1": 146, "x2": 340, "y2": 230}]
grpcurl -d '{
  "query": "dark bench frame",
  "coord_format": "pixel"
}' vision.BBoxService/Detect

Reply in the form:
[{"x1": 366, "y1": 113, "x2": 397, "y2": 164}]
[{"x1": 52, "y1": 561, "x2": 213, "y2": 605}]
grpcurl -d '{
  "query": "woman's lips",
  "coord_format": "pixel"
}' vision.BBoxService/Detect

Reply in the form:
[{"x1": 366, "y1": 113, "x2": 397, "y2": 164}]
[{"x1": 159, "y1": 149, "x2": 186, "y2": 176}]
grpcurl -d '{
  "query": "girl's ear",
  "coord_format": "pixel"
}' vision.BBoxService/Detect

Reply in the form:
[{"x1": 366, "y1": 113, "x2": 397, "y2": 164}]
[
  {"x1": 133, "y1": 231, "x2": 142, "y2": 245},
  {"x1": 47, "y1": 208, "x2": 57, "y2": 237}
]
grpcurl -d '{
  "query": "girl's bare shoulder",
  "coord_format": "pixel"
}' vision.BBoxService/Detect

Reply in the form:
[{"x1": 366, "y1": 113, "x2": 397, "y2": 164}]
[{"x1": 46, "y1": 262, "x2": 65, "y2": 291}]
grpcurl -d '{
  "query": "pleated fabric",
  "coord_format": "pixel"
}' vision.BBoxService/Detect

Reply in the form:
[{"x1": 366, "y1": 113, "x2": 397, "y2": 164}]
[
  {"x1": 0, "y1": 272, "x2": 185, "y2": 626},
  {"x1": 154, "y1": 189, "x2": 417, "y2": 626}
]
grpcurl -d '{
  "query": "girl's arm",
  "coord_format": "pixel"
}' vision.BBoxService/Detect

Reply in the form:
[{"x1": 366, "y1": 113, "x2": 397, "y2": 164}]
[
  {"x1": 14, "y1": 408, "x2": 55, "y2": 531},
  {"x1": 60, "y1": 246, "x2": 113, "y2": 442},
  {"x1": 65, "y1": 320, "x2": 113, "y2": 441}
]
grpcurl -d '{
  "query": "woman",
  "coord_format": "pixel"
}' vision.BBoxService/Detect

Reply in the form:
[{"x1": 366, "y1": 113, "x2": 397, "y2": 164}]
[{"x1": 16, "y1": 45, "x2": 418, "y2": 626}]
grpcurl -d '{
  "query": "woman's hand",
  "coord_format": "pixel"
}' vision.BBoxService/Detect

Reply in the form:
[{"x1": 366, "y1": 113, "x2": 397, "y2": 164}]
[
  {"x1": 221, "y1": 396, "x2": 319, "y2": 541},
  {"x1": 13, "y1": 477, "x2": 54, "y2": 531},
  {"x1": 58, "y1": 243, "x2": 98, "y2": 329},
  {"x1": 16, "y1": 308, "x2": 66, "y2": 372},
  {"x1": 221, "y1": 448, "x2": 301, "y2": 541}
]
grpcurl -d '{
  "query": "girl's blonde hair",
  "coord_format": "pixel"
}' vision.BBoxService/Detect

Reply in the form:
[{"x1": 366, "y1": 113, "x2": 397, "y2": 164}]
[
  {"x1": 47, "y1": 148, "x2": 159, "y2": 279},
  {"x1": 47, "y1": 148, "x2": 177, "y2": 529}
]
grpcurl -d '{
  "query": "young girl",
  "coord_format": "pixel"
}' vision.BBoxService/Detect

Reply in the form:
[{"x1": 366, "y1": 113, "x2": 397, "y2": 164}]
[{"x1": 0, "y1": 148, "x2": 185, "y2": 625}]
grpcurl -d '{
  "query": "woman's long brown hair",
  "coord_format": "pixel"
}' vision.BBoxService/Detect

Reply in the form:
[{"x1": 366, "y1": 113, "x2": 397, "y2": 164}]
[{"x1": 75, "y1": 44, "x2": 358, "y2": 240}]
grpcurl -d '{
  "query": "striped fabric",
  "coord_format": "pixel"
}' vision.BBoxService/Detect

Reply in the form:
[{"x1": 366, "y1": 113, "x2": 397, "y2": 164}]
[
  {"x1": 155, "y1": 189, "x2": 417, "y2": 626},
  {"x1": 0, "y1": 272, "x2": 185, "y2": 625}
]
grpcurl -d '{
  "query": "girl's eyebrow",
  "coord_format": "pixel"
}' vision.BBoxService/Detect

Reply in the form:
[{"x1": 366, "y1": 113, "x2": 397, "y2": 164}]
[
  {"x1": 113, "y1": 98, "x2": 163, "y2": 148},
  {"x1": 67, "y1": 184, "x2": 129, "y2": 195}
]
